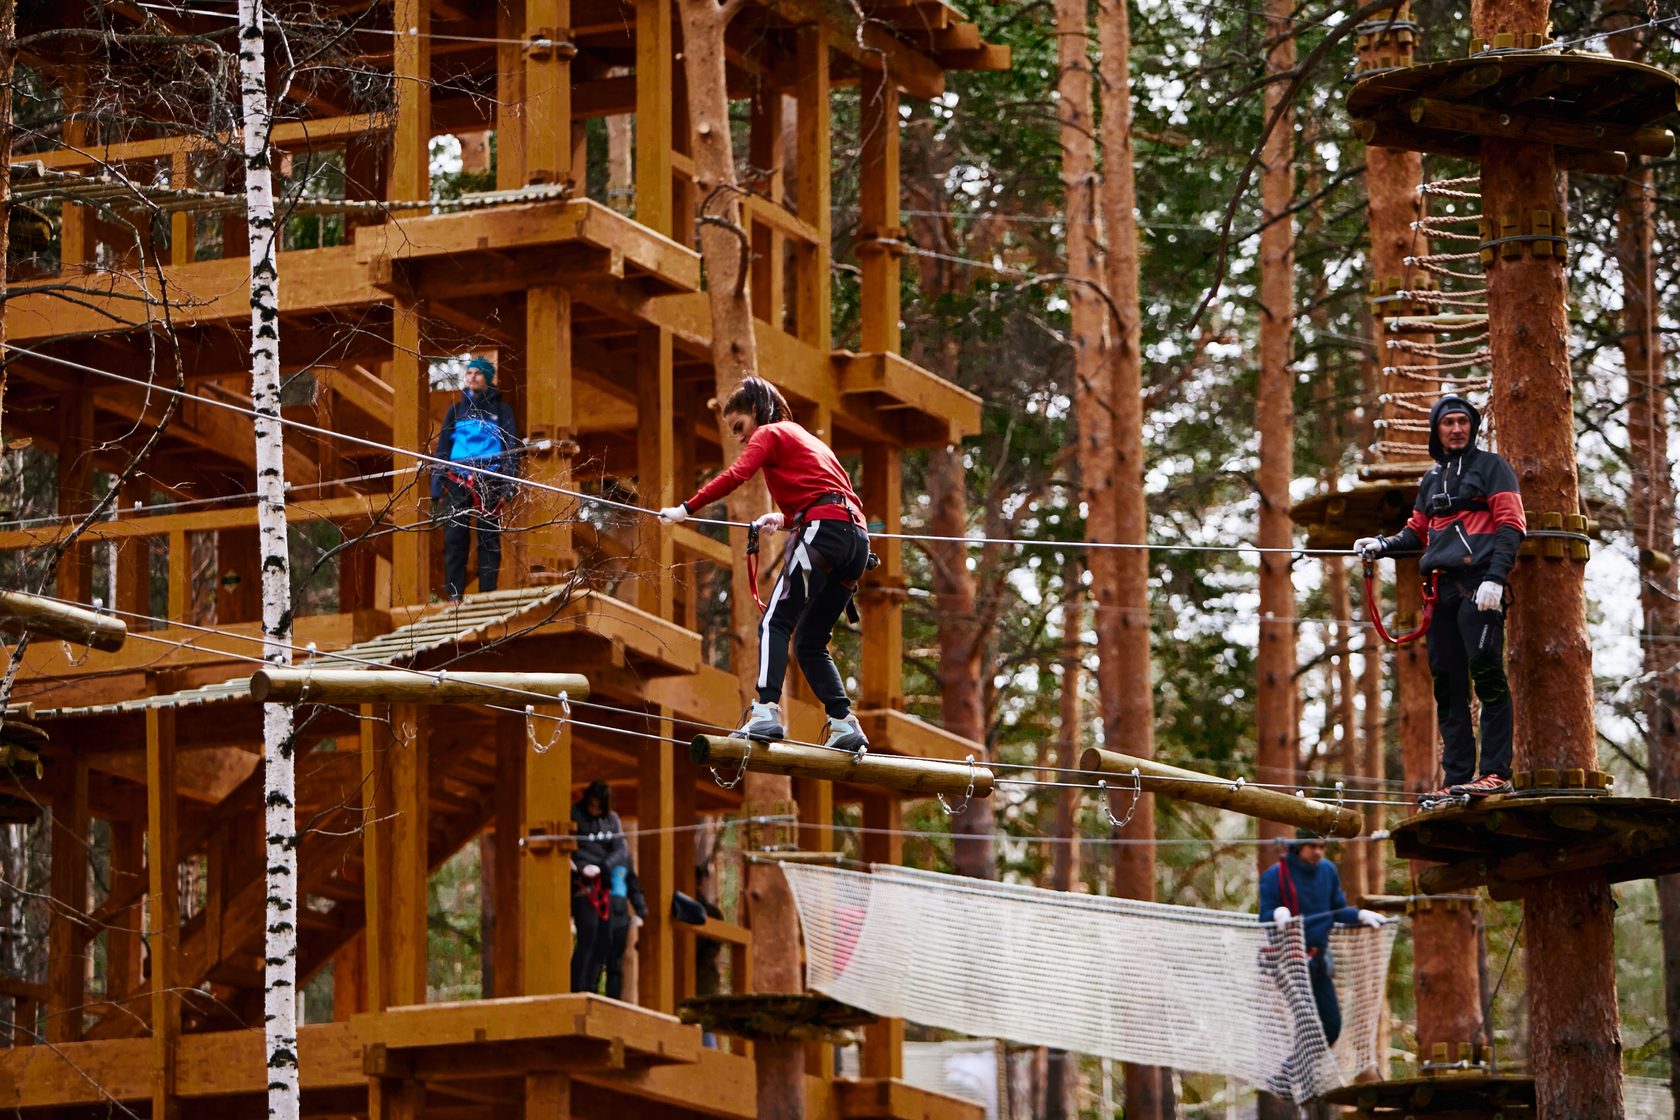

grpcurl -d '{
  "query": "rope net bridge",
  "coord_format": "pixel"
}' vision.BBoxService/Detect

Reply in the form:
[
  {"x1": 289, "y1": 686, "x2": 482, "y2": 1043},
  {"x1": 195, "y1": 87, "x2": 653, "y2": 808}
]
[{"x1": 782, "y1": 863, "x2": 1397, "y2": 1104}]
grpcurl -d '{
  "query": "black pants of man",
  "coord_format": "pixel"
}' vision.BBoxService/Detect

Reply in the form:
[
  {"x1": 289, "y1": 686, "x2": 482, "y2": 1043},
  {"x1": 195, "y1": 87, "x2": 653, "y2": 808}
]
[
  {"x1": 570, "y1": 892, "x2": 609, "y2": 993},
  {"x1": 441, "y1": 479, "x2": 502, "y2": 600},
  {"x1": 757, "y1": 520, "x2": 870, "y2": 718},
  {"x1": 1426, "y1": 574, "x2": 1513, "y2": 785},
  {"x1": 1308, "y1": 952, "x2": 1341, "y2": 1047}
]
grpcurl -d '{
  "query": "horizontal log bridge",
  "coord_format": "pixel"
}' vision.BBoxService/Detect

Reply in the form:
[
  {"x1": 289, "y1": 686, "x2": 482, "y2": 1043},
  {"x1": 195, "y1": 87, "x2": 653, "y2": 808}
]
[
  {"x1": 0, "y1": 590, "x2": 127, "y2": 651},
  {"x1": 1079, "y1": 747, "x2": 1365, "y2": 838},
  {"x1": 690, "y1": 736, "x2": 996, "y2": 799},
  {"x1": 249, "y1": 668, "x2": 591, "y2": 705}
]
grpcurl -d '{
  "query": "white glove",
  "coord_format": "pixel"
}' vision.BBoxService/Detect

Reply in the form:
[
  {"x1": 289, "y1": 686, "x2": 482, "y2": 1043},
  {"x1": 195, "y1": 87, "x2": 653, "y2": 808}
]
[
  {"x1": 754, "y1": 511, "x2": 785, "y2": 533},
  {"x1": 1357, "y1": 909, "x2": 1386, "y2": 928},
  {"x1": 1352, "y1": 536, "x2": 1384, "y2": 561},
  {"x1": 1474, "y1": 580, "x2": 1504, "y2": 612},
  {"x1": 657, "y1": 504, "x2": 688, "y2": 525},
  {"x1": 1272, "y1": 906, "x2": 1292, "y2": 926}
]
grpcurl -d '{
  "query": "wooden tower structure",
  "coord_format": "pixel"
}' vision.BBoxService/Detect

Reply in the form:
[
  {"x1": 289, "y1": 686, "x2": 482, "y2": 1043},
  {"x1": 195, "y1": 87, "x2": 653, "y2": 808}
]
[{"x1": 0, "y1": 1, "x2": 1007, "y2": 1116}]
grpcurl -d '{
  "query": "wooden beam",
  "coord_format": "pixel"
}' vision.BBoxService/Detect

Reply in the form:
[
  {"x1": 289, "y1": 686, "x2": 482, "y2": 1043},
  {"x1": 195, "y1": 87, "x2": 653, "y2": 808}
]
[
  {"x1": 22, "y1": 113, "x2": 385, "y2": 172},
  {"x1": 857, "y1": 66, "x2": 901, "y2": 354},
  {"x1": 635, "y1": 326, "x2": 675, "y2": 618},
  {"x1": 0, "y1": 590, "x2": 126, "y2": 651},
  {"x1": 54, "y1": 389, "x2": 95, "y2": 604},
  {"x1": 389, "y1": 299, "x2": 429, "y2": 608},
  {"x1": 45, "y1": 756, "x2": 89, "y2": 1044},
  {"x1": 1406, "y1": 96, "x2": 1674, "y2": 157},
  {"x1": 525, "y1": 0, "x2": 573, "y2": 186},
  {"x1": 638, "y1": 707, "x2": 676, "y2": 1013},
  {"x1": 858, "y1": 793, "x2": 902, "y2": 1080},
  {"x1": 1079, "y1": 746, "x2": 1366, "y2": 838},
  {"x1": 523, "y1": 702, "x2": 573, "y2": 993},
  {"x1": 249, "y1": 668, "x2": 591, "y2": 705},
  {"x1": 635, "y1": 0, "x2": 673, "y2": 237},
  {"x1": 858, "y1": 444, "x2": 902, "y2": 709},
  {"x1": 690, "y1": 736, "x2": 992, "y2": 798},
  {"x1": 146, "y1": 707, "x2": 180, "y2": 1119},
  {"x1": 794, "y1": 25, "x2": 832, "y2": 351},
  {"x1": 496, "y1": 0, "x2": 528, "y2": 190},
  {"x1": 522, "y1": 285, "x2": 576, "y2": 579},
  {"x1": 493, "y1": 714, "x2": 527, "y2": 996}
]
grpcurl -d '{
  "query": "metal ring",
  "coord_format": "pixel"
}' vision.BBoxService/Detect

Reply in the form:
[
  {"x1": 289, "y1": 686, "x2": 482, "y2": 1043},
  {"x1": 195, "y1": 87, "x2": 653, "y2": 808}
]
[{"x1": 936, "y1": 754, "x2": 978, "y2": 817}]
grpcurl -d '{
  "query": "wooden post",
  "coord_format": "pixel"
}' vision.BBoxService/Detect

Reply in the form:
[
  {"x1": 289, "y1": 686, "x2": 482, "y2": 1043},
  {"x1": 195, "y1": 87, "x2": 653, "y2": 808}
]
[
  {"x1": 858, "y1": 793, "x2": 903, "y2": 1080},
  {"x1": 636, "y1": 327, "x2": 675, "y2": 619},
  {"x1": 250, "y1": 668, "x2": 589, "y2": 705},
  {"x1": 857, "y1": 67, "x2": 900, "y2": 355},
  {"x1": 523, "y1": 285, "x2": 575, "y2": 580},
  {"x1": 146, "y1": 707, "x2": 180, "y2": 1120},
  {"x1": 523, "y1": 703, "x2": 572, "y2": 994},
  {"x1": 359, "y1": 706, "x2": 390, "y2": 1011},
  {"x1": 58, "y1": 65, "x2": 89, "y2": 270},
  {"x1": 0, "y1": 589, "x2": 126, "y2": 651},
  {"x1": 1080, "y1": 747, "x2": 1363, "y2": 837},
  {"x1": 45, "y1": 755, "x2": 88, "y2": 1044},
  {"x1": 524, "y1": 0, "x2": 572, "y2": 186},
  {"x1": 54, "y1": 389, "x2": 94, "y2": 604},
  {"x1": 1476, "y1": 0, "x2": 1619, "y2": 1109},
  {"x1": 638, "y1": 709, "x2": 676, "y2": 1012},
  {"x1": 859, "y1": 444, "x2": 902, "y2": 711},
  {"x1": 748, "y1": 88, "x2": 786, "y2": 328},
  {"x1": 793, "y1": 24, "x2": 831, "y2": 351},
  {"x1": 496, "y1": 1, "x2": 526, "y2": 190},
  {"x1": 494, "y1": 713, "x2": 527, "y2": 997},
  {"x1": 169, "y1": 151, "x2": 193, "y2": 265},
  {"x1": 694, "y1": 736, "x2": 994, "y2": 798},
  {"x1": 390, "y1": 704, "x2": 429, "y2": 1007},
  {"x1": 114, "y1": 479, "x2": 150, "y2": 625},
  {"x1": 635, "y1": 0, "x2": 673, "y2": 236},
  {"x1": 106, "y1": 818, "x2": 143, "y2": 1004},
  {"x1": 214, "y1": 526, "x2": 262, "y2": 624}
]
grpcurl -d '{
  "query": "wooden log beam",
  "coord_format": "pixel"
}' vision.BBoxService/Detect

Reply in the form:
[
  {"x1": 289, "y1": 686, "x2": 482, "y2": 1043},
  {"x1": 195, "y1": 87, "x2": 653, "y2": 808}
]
[
  {"x1": 249, "y1": 669, "x2": 590, "y2": 705},
  {"x1": 1079, "y1": 746, "x2": 1365, "y2": 838},
  {"x1": 1406, "y1": 97, "x2": 1675, "y2": 157},
  {"x1": 0, "y1": 589, "x2": 126, "y2": 651},
  {"x1": 690, "y1": 736, "x2": 994, "y2": 799}
]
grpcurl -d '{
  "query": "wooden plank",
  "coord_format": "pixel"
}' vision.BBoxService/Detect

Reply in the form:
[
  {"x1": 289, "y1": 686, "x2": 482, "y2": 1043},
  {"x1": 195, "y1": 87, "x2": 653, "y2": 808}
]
[
  {"x1": 523, "y1": 702, "x2": 573, "y2": 993},
  {"x1": 358, "y1": 993, "x2": 700, "y2": 1062},
  {"x1": 636, "y1": 326, "x2": 675, "y2": 618},
  {"x1": 834, "y1": 351, "x2": 983, "y2": 442},
  {"x1": 635, "y1": 0, "x2": 673, "y2": 237},
  {"x1": 0, "y1": 494, "x2": 386, "y2": 554},
  {"x1": 23, "y1": 113, "x2": 384, "y2": 171},
  {"x1": 854, "y1": 709, "x2": 979, "y2": 765},
  {"x1": 146, "y1": 707, "x2": 180, "y2": 1119},
  {"x1": 638, "y1": 707, "x2": 676, "y2": 1013},
  {"x1": 795, "y1": 25, "x2": 833, "y2": 351},
  {"x1": 836, "y1": 1077, "x2": 985, "y2": 1120},
  {"x1": 45, "y1": 756, "x2": 89, "y2": 1043}
]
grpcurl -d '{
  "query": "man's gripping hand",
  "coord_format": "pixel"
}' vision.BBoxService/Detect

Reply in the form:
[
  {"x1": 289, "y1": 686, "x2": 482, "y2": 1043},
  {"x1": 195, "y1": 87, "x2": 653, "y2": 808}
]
[
  {"x1": 1356, "y1": 909, "x2": 1387, "y2": 928},
  {"x1": 1474, "y1": 580, "x2": 1504, "y2": 611},
  {"x1": 1272, "y1": 906, "x2": 1293, "y2": 926},
  {"x1": 1352, "y1": 537, "x2": 1385, "y2": 561}
]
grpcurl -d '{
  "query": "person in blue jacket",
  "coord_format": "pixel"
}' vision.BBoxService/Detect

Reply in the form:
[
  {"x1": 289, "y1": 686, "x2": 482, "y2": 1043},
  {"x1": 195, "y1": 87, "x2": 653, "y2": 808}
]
[
  {"x1": 1259, "y1": 832, "x2": 1386, "y2": 1045},
  {"x1": 431, "y1": 356, "x2": 521, "y2": 600}
]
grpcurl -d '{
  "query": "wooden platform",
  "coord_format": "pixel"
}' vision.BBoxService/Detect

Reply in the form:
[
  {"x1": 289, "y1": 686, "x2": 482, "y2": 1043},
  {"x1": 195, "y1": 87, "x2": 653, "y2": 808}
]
[
  {"x1": 1348, "y1": 49, "x2": 1680, "y2": 173},
  {"x1": 678, "y1": 993, "x2": 877, "y2": 1043},
  {"x1": 1393, "y1": 791, "x2": 1680, "y2": 900},
  {"x1": 1321, "y1": 1073, "x2": 1535, "y2": 1116},
  {"x1": 1289, "y1": 478, "x2": 1418, "y2": 549}
]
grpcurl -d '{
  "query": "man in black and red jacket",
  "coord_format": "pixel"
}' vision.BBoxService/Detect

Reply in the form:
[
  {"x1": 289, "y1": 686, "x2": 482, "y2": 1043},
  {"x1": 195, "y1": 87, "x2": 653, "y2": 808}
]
[{"x1": 1355, "y1": 395, "x2": 1527, "y2": 801}]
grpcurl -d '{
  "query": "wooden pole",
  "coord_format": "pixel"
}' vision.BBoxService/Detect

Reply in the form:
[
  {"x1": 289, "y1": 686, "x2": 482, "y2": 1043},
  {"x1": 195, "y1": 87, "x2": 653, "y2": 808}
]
[
  {"x1": 249, "y1": 669, "x2": 589, "y2": 705},
  {"x1": 1079, "y1": 747, "x2": 1364, "y2": 838},
  {"x1": 691, "y1": 736, "x2": 995, "y2": 800},
  {"x1": 0, "y1": 589, "x2": 126, "y2": 651}
]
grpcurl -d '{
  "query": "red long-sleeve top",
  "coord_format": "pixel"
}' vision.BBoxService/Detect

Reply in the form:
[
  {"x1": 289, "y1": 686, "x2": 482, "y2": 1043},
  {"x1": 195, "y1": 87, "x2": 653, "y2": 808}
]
[{"x1": 683, "y1": 421, "x2": 864, "y2": 526}]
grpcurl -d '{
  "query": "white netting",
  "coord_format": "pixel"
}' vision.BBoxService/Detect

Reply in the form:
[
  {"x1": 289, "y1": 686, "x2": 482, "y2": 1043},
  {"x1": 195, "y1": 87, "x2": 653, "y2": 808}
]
[
  {"x1": 783, "y1": 863, "x2": 1397, "y2": 1104},
  {"x1": 1627, "y1": 1075, "x2": 1674, "y2": 1119}
]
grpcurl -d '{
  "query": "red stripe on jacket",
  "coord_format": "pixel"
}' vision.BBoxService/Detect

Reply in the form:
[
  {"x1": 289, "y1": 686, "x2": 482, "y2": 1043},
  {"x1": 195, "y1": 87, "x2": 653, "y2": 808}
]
[
  {"x1": 685, "y1": 421, "x2": 863, "y2": 524},
  {"x1": 1405, "y1": 497, "x2": 1528, "y2": 541}
]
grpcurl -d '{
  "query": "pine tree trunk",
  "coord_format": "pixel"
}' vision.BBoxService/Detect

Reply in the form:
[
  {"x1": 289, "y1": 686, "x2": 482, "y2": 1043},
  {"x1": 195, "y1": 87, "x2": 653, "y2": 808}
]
[
  {"x1": 929, "y1": 446, "x2": 995, "y2": 877},
  {"x1": 676, "y1": 4, "x2": 800, "y2": 1116},
  {"x1": 1605, "y1": 7, "x2": 1680, "y2": 1104},
  {"x1": 1095, "y1": 4, "x2": 1166, "y2": 1114},
  {"x1": 237, "y1": 4, "x2": 299, "y2": 1117},
  {"x1": 1044, "y1": 562, "x2": 1084, "y2": 1120},
  {"x1": 0, "y1": 0, "x2": 14, "y2": 446},
  {"x1": 1474, "y1": 0, "x2": 1620, "y2": 1109}
]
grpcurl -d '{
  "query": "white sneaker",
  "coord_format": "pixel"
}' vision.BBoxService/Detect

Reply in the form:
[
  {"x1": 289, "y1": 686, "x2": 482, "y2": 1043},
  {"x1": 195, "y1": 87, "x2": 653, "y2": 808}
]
[
  {"x1": 823, "y1": 713, "x2": 868, "y2": 757},
  {"x1": 732, "y1": 701, "x2": 785, "y2": 743}
]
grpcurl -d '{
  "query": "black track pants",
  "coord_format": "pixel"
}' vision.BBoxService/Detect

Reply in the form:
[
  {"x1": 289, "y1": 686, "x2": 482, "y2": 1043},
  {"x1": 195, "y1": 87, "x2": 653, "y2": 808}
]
[
  {"x1": 441, "y1": 480, "x2": 502, "y2": 598},
  {"x1": 757, "y1": 519, "x2": 870, "y2": 718},
  {"x1": 1426, "y1": 576, "x2": 1513, "y2": 785}
]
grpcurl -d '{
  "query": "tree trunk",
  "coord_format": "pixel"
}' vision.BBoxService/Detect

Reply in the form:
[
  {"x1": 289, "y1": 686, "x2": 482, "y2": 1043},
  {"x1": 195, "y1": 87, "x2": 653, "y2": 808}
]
[
  {"x1": 236, "y1": 5, "x2": 299, "y2": 1118},
  {"x1": 0, "y1": 0, "x2": 13, "y2": 447},
  {"x1": 929, "y1": 445, "x2": 996, "y2": 878},
  {"x1": 1095, "y1": 3, "x2": 1166, "y2": 1114},
  {"x1": 1474, "y1": 0, "x2": 1620, "y2": 1110},
  {"x1": 1605, "y1": 6, "x2": 1679, "y2": 1105},
  {"x1": 676, "y1": 4, "x2": 800, "y2": 1116},
  {"x1": 1044, "y1": 561, "x2": 1084, "y2": 1120}
]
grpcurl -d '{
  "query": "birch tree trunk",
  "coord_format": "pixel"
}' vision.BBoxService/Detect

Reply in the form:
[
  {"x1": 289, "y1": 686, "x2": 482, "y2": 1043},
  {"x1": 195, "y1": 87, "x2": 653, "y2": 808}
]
[
  {"x1": 237, "y1": 5, "x2": 299, "y2": 1116},
  {"x1": 676, "y1": 4, "x2": 799, "y2": 1117}
]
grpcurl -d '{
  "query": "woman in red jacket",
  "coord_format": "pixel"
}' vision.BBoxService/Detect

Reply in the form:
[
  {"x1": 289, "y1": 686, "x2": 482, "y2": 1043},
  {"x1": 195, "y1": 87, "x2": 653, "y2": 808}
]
[{"x1": 659, "y1": 377, "x2": 871, "y2": 755}]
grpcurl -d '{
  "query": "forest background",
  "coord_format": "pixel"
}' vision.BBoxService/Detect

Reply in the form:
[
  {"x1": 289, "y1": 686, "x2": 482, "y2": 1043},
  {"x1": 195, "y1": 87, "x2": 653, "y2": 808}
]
[{"x1": 1, "y1": 0, "x2": 1677, "y2": 1113}]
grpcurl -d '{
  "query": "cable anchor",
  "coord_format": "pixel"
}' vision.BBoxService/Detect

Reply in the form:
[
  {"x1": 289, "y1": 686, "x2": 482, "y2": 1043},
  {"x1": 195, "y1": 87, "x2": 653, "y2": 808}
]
[
  {"x1": 525, "y1": 692, "x2": 569, "y2": 755},
  {"x1": 1099, "y1": 767, "x2": 1142, "y2": 831}
]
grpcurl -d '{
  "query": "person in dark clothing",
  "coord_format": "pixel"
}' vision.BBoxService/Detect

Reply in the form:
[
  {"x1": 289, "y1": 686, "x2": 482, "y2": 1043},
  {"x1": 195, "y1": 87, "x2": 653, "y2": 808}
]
[
  {"x1": 1355, "y1": 395, "x2": 1527, "y2": 802},
  {"x1": 570, "y1": 780, "x2": 630, "y2": 993},
  {"x1": 657, "y1": 376, "x2": 873, "y2": 756},
  {"x1": 589, "y1": 863, "x2": 648, "y2": 1000},
  {"x1": 431, "y1": 356, "x2": 521, "y2": 601},
  {"x1": 1259, "y1": 834, "x2": 1385, "y2": 1048}
]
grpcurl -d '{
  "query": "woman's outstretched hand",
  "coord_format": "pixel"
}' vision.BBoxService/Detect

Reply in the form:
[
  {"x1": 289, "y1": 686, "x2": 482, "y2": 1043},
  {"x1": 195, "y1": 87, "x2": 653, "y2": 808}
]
[
  {"x1": 754, "y1": 511, "x2": 784, "y2": 533},
  {"x1": 658, "y1": 505, "x2": 688, "y2": 524}
]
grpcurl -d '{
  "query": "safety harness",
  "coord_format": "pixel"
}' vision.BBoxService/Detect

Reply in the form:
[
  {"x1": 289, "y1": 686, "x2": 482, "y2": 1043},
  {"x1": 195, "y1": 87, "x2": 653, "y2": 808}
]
[
  {"x1": 1274, "y1": 858, "x2": 1320, "y2": 961},
  {"x1": 1362, "y1": 559, "x2": 1436, "y2": 646},
  {"x1": 443, "y1": 464, "x2": 510, "y2": 519},
  {"x1": 748, "y1": 493, "x2": 880, "y2": 620}
]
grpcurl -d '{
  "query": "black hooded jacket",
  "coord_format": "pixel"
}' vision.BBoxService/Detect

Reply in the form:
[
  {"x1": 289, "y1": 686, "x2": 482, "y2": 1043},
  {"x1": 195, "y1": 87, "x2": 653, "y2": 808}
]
[
  {"x1": 571, "y1": 780, "x2": 631, "y2": 876},
  {"x1": 1379, "y1": 396, "x2": 1527, "y2": 583}
]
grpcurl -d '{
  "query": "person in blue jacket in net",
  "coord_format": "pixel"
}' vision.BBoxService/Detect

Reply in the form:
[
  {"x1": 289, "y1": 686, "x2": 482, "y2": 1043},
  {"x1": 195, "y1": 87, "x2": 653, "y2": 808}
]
[
  {"x1": 1259, "y1": 831, "x2": 1386, "y2": 1046},
  {"x1": 431, "y1": 356, "x2": 520, "y2": 600}
]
